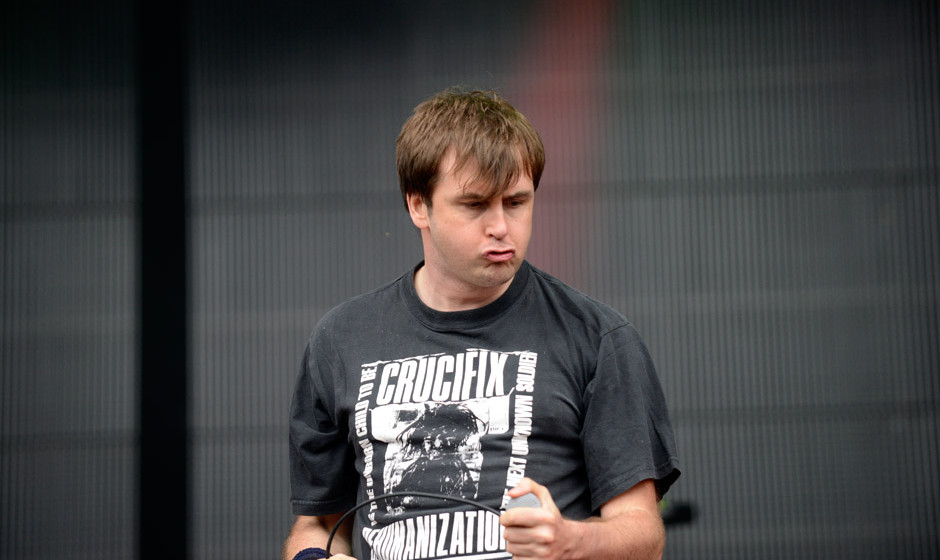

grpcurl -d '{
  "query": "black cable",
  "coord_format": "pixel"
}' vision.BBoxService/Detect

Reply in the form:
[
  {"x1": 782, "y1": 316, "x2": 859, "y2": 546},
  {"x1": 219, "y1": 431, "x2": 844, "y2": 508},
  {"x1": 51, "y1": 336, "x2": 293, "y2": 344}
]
[{"x1": 325, "y1": 492, "x2": 502, "y2": 557}]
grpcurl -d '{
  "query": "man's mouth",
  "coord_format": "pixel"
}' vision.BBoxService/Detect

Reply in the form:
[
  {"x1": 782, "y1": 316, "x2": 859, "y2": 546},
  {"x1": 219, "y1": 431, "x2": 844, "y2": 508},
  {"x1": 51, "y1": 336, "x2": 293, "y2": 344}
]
[{"x1": 485, "y1": 249, "x2": 515, "y2": 262}]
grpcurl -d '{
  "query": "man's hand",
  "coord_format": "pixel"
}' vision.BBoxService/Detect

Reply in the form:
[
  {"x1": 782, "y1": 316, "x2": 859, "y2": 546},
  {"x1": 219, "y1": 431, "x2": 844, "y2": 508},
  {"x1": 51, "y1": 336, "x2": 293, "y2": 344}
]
[
  {"x1": 499, "y1": 478, "x2": 577, "y2": 560},
  {"x1": 282, "y1": 514, "x2": 358, "y2": 560},
  {"x1": 499, "y1": 477, "x2": 665, "y2": 560}
]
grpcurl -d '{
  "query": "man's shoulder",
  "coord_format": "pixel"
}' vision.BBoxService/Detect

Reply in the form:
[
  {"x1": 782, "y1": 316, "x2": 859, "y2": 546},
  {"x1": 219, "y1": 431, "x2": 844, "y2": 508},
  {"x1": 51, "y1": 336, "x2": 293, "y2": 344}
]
[
  {"x1": 314, "y1": 271, "x2": 409, "y2": 330},
  {"x1": 525, "y1": 264, "x2": 631, "y2": 329}
]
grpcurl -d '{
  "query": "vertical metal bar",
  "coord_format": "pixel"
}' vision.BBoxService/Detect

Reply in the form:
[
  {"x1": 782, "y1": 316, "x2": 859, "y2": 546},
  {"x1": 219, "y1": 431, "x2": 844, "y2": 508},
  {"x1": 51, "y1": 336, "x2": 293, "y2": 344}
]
[{"x1": 136, "y1": 0, "x2": 189, "y2": 558}]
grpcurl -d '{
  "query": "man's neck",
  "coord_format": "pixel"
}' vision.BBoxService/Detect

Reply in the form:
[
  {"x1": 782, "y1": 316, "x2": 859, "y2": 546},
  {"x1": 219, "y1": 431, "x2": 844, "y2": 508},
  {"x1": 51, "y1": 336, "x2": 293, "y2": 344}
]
[{"x1": 413, "y1": 265, "x2": 513, "y2": 312}]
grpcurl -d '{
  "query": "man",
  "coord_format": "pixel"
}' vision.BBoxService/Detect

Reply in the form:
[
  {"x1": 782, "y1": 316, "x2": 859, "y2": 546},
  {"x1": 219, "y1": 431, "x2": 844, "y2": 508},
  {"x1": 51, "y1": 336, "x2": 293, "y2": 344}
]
[{"x1": 284, "y1": 88, "x2": 680, "y2": 560}]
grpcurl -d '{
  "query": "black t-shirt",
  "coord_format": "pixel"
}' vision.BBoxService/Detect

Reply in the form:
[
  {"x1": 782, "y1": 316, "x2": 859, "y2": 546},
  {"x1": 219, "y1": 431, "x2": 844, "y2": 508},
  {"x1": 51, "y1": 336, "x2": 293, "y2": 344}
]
[{"x1": 290, "y1": 261, "x2": 680, "y2": 560}]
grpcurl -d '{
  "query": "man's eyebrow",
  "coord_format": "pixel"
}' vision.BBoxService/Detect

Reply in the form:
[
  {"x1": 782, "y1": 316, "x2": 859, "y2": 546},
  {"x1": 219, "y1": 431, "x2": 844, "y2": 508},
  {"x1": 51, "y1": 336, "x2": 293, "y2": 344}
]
[
  {"x1": 455, "y1": 186, "x2": 533, "y2": 202},
  {"x1": 455, "y1": 191, "x2": 490, "y2": 201},
  {"x1": 503, "y1": 188, "x2": 534, "y2": 199}
]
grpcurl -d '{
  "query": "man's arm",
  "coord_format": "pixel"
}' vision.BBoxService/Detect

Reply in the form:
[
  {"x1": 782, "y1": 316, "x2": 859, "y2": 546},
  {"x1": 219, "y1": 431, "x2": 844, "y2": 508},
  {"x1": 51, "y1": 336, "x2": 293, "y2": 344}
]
[
  {"x1": 500, "y1": 478, "x2": 665, "y2": 560},
  {"x1": 282, "y1": 513, "x2": 356, "y2": 560}
]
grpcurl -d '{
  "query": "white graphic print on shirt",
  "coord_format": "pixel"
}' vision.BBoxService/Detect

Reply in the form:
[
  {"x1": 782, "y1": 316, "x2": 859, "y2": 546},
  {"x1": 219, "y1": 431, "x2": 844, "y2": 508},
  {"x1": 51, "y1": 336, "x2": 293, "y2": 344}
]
[{"x1": 353, "y1": 348, "x2": 538, "y2": 560}]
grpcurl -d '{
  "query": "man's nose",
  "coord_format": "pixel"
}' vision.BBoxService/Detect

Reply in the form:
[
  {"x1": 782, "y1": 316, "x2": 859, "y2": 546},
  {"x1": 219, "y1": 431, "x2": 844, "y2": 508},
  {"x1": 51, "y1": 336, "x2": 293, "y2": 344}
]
[{"x1": 484, "y1": 205, "x2": 508, "y2": 238}]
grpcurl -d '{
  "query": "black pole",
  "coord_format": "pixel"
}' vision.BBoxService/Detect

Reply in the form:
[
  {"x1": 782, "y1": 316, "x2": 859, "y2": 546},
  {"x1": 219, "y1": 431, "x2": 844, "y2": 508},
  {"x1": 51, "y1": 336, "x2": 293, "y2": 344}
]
[{"x1": 136, "y1": 0, "x2": 190, "y2": 558}]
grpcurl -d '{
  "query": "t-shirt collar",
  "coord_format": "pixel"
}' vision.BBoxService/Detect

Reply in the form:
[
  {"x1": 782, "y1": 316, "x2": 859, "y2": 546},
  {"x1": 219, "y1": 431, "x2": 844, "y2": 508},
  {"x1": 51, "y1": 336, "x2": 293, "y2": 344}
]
[{"x1": 401, "y1": 260, "x2": 531, "y2": 331}]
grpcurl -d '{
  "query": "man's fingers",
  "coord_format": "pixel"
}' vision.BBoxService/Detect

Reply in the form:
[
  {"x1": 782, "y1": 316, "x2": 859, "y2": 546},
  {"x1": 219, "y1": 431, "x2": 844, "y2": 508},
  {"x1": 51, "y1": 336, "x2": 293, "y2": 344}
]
[
  {"x1": 506, "y1": 477, "x2": 537, "y2": 498},
  {"x1": 500, "y1": 505, "x2": 554, "y2": 529}
]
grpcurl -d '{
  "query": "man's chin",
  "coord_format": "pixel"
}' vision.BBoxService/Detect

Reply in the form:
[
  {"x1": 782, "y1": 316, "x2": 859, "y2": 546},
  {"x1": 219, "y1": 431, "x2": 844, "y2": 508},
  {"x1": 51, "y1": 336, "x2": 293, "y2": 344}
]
[{"x1": 478, "y1": 260, "x2": 520, "y2": 287}]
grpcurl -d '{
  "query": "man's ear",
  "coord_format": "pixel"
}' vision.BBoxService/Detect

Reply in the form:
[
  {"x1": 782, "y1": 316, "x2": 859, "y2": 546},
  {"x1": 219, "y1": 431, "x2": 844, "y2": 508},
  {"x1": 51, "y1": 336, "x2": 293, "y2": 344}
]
[{"x1": 406, "y1": 192, "x2": 430, "y2": 229}]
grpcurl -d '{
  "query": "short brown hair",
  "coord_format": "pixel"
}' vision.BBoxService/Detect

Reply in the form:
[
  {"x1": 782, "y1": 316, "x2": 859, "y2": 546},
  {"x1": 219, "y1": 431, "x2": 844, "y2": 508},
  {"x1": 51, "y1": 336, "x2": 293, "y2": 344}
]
[{"x1": 396, "y1": 88, "x2": 545, "y2": 209}]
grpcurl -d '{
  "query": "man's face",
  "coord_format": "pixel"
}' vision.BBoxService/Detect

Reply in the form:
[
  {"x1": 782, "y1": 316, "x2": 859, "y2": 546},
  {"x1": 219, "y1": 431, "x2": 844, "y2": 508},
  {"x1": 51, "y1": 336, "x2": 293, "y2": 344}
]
[{"x1": 408, "y1": 151, "x2": 535, "y2": 307}]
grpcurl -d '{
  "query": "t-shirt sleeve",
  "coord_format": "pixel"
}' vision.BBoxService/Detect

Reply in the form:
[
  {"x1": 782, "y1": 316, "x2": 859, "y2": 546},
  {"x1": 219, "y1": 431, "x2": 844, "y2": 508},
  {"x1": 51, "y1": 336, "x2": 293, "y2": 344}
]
[
  {"x1": 289, "y1": 330, "x2": 358, "y2": 516},
  {"x1": 581, "y1": 322, "x2": 680, "y2": 511}
]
